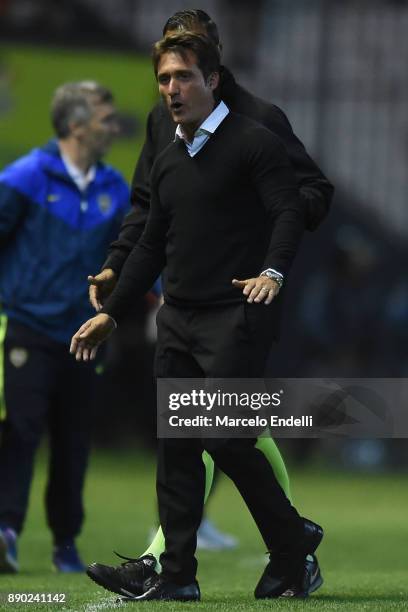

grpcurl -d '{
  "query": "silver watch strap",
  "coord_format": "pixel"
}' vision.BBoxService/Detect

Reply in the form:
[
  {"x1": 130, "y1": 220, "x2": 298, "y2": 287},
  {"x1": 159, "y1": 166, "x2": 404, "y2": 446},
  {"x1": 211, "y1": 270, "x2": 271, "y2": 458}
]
[{"x1": 260, "y1": 268, "x2": 284, "y2": 289}]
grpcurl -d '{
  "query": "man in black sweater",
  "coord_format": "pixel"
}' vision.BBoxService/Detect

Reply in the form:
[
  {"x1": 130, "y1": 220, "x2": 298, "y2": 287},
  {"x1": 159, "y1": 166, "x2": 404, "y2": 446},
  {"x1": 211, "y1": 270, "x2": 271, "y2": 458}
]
[
  {"x1": 84, "y1": 10, "x2": 330, "y2": 599},
  {"x1": 71, "y1": 32, "x2": 324, "y2": 602},
  {"x1": 90, "y1": 13, "x2": 333, "y2": 305}
]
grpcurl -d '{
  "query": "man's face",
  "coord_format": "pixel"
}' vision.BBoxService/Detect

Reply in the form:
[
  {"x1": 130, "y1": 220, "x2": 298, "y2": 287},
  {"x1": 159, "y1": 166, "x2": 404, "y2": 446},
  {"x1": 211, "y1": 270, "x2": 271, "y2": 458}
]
[
  {"x1": 157, "y1": 50, "x2": 218, "y2": 134},
  {"x1": 77, "y1": 99, "x2": 120, "y2": 160}
]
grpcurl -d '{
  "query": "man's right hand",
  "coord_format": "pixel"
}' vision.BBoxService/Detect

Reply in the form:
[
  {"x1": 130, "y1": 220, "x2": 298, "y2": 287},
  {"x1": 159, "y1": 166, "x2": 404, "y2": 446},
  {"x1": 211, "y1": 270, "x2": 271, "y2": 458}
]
[
  {"x1": 70, "y1": 313, "x2": 115, "y2": 361},
  {"x1": 88, "y1": 268, "x2": 117, "y2": 311}
]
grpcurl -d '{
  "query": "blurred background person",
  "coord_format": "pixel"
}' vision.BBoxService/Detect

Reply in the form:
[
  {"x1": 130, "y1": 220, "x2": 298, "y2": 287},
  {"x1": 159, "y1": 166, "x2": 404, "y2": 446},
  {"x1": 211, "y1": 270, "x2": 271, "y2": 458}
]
[{"x1": 0, "y1": 81, "x2": 129, "y2": 573}]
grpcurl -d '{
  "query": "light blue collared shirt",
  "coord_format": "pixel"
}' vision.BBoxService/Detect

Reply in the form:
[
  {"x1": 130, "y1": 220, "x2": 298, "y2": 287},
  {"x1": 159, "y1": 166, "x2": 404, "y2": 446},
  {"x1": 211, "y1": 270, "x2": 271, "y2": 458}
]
[{"x1": 175, "y1": 100, "x2": 230, "y2": 157}]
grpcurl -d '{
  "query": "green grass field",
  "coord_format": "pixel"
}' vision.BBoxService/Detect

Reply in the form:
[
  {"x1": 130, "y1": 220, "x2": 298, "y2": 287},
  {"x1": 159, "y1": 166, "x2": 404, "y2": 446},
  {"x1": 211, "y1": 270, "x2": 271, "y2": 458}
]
[
  {"x1": 1, "y1": 449, "x2": 407, "y2": 611},
  {"x1": 0, "y1": 44, "x2": 158, "y2": 180}
]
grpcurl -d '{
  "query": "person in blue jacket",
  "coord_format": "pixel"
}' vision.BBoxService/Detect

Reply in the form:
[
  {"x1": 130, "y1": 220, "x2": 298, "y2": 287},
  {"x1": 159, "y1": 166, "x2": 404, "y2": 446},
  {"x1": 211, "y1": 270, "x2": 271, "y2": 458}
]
[{"x1": 0, "y1": 81, "x2": 129, "y2": 573}]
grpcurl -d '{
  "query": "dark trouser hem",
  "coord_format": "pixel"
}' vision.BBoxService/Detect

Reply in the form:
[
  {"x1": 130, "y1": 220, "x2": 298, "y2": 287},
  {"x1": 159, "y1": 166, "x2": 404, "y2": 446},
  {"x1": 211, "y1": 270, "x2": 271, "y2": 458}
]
[
  {"x1": 53, "y1": 537, "x2": 75, "y2": 547},
  {"x1": 158, "y1": 573, "x2": 198, "y2": 587}
]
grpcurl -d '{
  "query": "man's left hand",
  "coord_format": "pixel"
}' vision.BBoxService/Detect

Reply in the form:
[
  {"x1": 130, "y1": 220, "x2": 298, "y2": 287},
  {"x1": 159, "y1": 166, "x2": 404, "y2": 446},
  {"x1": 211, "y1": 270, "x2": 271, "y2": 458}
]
[{"x1": 232, "y1": 277, "x2": 280, "y2": 305}]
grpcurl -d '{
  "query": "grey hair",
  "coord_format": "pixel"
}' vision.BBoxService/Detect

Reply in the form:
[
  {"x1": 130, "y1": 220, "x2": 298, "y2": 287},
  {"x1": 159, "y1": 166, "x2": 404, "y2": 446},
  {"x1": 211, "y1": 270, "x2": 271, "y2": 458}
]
[{"x1": 50, "y1": 80, "x2": 113, "y2": 138}]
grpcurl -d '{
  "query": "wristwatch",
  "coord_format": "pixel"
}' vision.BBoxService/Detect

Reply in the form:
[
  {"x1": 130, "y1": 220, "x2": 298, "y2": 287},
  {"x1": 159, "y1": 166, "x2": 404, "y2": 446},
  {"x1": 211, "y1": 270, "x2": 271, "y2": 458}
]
[{"x1": 260, "y1": 268, "x2": 284, "y2": 290}]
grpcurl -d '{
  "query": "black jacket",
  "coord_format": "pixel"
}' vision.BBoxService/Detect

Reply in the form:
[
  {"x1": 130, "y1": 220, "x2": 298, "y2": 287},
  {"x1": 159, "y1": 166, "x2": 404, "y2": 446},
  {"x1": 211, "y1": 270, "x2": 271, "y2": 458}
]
[{"x1": 104, "y1": 66, "x2": 334, "y2": 274}]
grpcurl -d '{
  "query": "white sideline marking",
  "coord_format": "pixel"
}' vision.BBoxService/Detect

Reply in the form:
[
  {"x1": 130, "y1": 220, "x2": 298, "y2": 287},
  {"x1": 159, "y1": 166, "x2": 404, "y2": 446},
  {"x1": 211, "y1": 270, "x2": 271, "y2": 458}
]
[{"x1": 84, "y1": 596, "x2": 123, "y2": 611}]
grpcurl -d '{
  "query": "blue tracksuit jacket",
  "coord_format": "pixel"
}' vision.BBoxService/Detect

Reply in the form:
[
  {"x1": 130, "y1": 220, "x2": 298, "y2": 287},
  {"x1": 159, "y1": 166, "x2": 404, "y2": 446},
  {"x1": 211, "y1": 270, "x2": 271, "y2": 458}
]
[{"x1": 0, "y1": 140, "x2": 130, "y2": 343}]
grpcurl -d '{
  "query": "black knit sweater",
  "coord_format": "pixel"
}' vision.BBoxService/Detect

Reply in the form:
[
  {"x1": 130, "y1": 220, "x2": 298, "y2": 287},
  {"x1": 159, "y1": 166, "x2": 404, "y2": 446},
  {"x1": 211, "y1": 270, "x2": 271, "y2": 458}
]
[
  {"x1": 103, "y1": 67, "x2": 333, "y2": 276},
  {"x1": 102, "y1": 112, "x2": 305, "y2": 323}
]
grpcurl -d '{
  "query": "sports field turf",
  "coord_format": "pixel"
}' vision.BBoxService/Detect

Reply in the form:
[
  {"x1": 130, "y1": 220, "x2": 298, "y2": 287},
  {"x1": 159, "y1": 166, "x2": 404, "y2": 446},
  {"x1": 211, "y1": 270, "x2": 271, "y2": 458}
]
[{"x1": 1, "y1": 448, "x2": 407, "y2": 611}]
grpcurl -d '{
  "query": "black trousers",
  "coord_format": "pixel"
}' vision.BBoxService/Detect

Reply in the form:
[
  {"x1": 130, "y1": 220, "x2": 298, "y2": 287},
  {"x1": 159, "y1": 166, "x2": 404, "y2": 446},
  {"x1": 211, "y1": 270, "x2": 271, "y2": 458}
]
[
  {"x1": 0, "y1": 319, "x2": 96, "y2": 543},
  {"x1": 155, "y1": 303, "x2": 303, "y2": 585}
]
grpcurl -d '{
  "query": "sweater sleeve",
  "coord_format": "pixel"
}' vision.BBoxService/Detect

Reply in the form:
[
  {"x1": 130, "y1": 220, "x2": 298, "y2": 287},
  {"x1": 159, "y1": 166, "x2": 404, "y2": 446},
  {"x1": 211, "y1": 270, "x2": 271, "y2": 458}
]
[
  {"x1": 101, "y1": 170, "x2": 167, "y2": 323},
  {"x1": 246, "y1": 128, "x2": 305, "y2": 277},
  {"x1": 102, "y1": 110, "x2": 156, "y2": 274},
  {"x1": 264, "y1": 104, "x2": 334, "y2": 232}
]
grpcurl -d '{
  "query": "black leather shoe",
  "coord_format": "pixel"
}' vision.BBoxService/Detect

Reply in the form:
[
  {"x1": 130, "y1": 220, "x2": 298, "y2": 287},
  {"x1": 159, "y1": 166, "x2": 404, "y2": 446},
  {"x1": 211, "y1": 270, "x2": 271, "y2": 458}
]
[
  {"x1": 117, "y1": 574, "x2": 201, "y2": 602},
  {"x1": 86, "y1": 553, "x2": 156, "y2": 597},
  {"x1": 254, "y1": 518, "x2": 323, "y2": 599},
  {"x1": 280, "y1": 554, "x2": 323, "y2": 598}
]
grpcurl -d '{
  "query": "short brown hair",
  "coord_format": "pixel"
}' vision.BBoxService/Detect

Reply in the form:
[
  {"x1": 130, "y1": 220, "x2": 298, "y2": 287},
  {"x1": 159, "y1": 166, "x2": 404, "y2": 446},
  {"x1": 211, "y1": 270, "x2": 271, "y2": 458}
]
[
  {"x1": 163, "y1": 9, "x2": 220, "y2": 47},
  {"x1": 152, "y1": 32, "x2": 220, "y2": 82},
  {"x1": 51, "y1": 81, "x2": 113, "y2": 138}
]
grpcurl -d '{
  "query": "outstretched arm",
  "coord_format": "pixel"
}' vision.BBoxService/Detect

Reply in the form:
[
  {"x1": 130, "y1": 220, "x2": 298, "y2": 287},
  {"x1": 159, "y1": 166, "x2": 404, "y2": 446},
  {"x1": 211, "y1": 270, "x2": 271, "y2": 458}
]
[{"x1": 71, "y1": 180, "x2": 167, "y2": 360}]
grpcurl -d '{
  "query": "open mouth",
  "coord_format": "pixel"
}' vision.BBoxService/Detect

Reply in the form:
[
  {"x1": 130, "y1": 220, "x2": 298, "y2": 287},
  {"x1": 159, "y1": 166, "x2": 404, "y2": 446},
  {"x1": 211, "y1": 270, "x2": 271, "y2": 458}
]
[{"x1": 170, "y1": 101, "x2": 183, "y2": 112}]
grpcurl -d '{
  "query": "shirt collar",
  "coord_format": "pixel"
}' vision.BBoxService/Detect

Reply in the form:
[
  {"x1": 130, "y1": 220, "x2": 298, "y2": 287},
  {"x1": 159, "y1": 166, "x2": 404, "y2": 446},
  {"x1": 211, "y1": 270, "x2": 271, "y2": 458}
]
[
  {"x1": 175, "y1": 100, "x2": 229, "y2": 143},
  {"x1": 60, "y1": 150, "x2": 96, "y2": 191}
]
